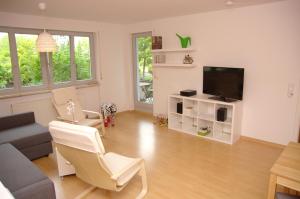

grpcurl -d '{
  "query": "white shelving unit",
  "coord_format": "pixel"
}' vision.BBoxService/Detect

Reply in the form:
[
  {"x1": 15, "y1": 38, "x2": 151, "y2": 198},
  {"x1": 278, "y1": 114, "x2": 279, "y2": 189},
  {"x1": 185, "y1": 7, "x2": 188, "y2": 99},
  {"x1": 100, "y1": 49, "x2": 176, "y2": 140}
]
[
  {"x1": 152, "y1": 48, "x2": 196, "y2": 68},
  {"x1": 168, "y1": 94, "x2": 243, "y2": 144}
]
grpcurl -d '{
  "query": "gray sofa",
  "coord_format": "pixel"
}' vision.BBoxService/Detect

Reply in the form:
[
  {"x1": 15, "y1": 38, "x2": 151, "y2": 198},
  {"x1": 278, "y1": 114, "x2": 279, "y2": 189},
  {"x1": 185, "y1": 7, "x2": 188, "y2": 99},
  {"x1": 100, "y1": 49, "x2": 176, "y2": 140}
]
[
  {"x1": 0, "y1": 143, "x2": 56, "y2": 199},
  {"x1": 0, "y1": 112, "x2": 52, "y2": 160},
  {"x1": 276, "y1": 193, "x2": 300, "y2": 199},
  {"x1": 0, "y1": 112, "x2": 55, "y2": 198}
]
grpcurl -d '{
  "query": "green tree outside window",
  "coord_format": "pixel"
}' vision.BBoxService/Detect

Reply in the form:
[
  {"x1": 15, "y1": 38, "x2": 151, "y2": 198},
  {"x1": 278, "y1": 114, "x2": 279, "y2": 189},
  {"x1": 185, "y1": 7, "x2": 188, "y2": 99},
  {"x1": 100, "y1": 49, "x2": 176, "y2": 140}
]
[{"x1": 0, "y1": 32, "x2": 13, "y2": 89}]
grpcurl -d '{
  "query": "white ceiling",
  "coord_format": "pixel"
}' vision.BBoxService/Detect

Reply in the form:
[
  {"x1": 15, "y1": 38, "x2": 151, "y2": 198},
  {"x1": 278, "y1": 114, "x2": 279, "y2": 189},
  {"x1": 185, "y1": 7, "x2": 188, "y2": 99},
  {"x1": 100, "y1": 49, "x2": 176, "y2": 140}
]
[{"x1": 0, "y1": 0, "x2": 284, "y2": 24}]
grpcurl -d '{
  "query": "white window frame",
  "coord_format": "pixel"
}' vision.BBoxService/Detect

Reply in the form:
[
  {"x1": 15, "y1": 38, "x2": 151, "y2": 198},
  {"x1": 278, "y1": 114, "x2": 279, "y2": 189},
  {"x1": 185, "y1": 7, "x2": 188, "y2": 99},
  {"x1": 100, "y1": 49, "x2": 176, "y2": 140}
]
[{"x1": 0, "y1": 26, "x2": 97, "y2": 96}]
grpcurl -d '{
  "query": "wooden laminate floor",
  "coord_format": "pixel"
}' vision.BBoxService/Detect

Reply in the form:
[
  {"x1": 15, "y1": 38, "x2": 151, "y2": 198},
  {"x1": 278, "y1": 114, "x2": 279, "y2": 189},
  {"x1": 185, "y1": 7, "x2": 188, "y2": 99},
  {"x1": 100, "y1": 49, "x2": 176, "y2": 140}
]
[{"x1": 34, "y1": 111, "x2": 283, "y2": 199}]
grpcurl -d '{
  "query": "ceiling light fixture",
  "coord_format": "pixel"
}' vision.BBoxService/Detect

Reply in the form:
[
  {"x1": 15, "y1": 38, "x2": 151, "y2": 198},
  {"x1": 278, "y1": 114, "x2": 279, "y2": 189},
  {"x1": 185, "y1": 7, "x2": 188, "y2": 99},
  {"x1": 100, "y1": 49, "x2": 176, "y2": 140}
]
[
  {"x1": 226, "y1": 0, "x2": 234, "y2": 6},
  {"x1": 36, "y1": 2, "x2": 57, "y2": 52}
]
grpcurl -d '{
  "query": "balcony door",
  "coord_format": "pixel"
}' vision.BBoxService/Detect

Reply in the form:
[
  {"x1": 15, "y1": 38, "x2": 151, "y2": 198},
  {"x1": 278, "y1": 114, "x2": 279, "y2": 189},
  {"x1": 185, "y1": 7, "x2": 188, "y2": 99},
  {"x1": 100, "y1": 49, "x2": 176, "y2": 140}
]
[{"x1": 132, "y1": 32, "x2": 153, "y2": 112}]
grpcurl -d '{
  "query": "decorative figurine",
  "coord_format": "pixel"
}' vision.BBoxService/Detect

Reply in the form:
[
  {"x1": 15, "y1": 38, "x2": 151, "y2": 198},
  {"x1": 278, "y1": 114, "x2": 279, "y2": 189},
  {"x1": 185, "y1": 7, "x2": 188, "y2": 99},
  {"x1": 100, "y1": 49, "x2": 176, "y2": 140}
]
[
  {"x1": 66, "y1": 99, "x2": 76, "y2": 123},
  {"x1": 176, "y1": 33, "x2": 191, "y2": 48},
  {"x1": 183, "y1": 54, "x2": 194, "y2": 64}
]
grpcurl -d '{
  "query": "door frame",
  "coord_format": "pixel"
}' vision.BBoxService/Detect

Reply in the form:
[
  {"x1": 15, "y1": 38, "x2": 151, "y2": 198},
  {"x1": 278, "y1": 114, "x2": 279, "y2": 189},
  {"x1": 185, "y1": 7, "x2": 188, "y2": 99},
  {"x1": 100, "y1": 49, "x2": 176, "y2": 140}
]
[{"x1": 132, "y1": 31, "x2": 153, "y2": 113}]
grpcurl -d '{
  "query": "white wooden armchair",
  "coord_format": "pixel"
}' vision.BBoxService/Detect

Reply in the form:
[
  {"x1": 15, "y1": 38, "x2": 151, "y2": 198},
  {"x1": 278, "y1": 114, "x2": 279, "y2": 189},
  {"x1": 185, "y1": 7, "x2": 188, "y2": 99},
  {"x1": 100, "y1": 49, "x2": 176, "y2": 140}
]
[
  {"x1": 51, "y1": 86, "x2": 105, "y2": 136},
  {"x1": 49, "y1": 121, "x2": 148, "y2": 199}
]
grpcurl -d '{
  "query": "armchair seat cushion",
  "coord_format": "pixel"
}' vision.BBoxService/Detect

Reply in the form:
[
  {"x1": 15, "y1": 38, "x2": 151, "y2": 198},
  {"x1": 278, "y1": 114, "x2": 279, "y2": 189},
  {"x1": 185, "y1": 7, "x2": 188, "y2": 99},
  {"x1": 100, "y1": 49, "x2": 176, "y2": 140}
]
[
  {"x1": 0, "y1": 123, "x2": 52, "y2": 150},
  {"x1": 77, "y1": 119, "x2": 101, "y2": 127},
  {"x1": 104, "y1": 152, "x2": 141, "y2": 186}
]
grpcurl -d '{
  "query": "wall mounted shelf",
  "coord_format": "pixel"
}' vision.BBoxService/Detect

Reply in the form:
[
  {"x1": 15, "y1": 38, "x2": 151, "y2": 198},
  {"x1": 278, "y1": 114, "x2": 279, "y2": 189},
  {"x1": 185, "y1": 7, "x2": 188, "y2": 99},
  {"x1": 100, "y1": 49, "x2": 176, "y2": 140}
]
[
  {"x1": 152, "y1": 48, "x2": 195, "y2": 53},
  {"x1": 152, "y1": 47, "x2": 196, "y2": 68},
  {"x1": 153, "y1": 63, "x2": 197, "y2": 68}
]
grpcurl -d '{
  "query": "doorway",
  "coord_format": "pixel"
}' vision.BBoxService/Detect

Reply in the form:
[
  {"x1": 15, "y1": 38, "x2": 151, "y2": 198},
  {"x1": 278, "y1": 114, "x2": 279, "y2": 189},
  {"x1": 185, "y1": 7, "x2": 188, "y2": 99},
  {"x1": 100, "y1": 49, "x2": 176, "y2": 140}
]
[{"x1": 132, "y1": 32, "x2": 153, "y2": 112}]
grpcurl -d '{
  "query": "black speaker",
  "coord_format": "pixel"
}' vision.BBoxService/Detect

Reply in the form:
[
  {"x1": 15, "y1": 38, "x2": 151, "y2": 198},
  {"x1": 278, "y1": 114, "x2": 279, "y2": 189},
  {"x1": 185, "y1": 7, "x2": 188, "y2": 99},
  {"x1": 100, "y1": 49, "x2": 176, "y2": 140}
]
[
  {"x1": 217, "y1": 108, "x2": 227, "y2": 122},
  {"x1": 177, "y1": 102, "x2": 183, "y2": 114}
]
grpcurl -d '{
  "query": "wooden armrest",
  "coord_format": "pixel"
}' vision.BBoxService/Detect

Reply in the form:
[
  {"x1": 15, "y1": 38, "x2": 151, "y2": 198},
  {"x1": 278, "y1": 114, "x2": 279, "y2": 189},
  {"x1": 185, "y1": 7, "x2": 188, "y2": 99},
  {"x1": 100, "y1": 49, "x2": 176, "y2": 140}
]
[
  {"x1": 56, "y1": 117, "x2": 79, "y2": 123},
  {"x1": 111, "y1": 158, "x2": 144, "y2": 181},
  {"x1": 82, "y1": 110, "x2": 103, "y2": 119}
]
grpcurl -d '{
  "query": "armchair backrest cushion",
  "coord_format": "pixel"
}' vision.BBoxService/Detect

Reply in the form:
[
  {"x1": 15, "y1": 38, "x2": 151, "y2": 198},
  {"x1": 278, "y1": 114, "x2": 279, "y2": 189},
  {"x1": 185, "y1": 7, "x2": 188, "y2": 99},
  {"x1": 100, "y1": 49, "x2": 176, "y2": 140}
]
[
  {"x1": 51, "y1": 87, "x2": 86, "y2": 122},
  {"x1": 0, "y1": 112, "x2": 35, "y2": 131},
  {"x1": 49, "y1": 121, "x2": 105, "y2": 154}
]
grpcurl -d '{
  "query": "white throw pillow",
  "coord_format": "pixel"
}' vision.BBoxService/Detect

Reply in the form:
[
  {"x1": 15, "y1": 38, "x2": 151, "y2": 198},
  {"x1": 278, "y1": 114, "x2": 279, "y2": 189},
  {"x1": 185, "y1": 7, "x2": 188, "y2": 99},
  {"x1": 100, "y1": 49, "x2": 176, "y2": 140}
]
[{"x1": 0, "y1": 181, "x2": 14, "y2": 199}]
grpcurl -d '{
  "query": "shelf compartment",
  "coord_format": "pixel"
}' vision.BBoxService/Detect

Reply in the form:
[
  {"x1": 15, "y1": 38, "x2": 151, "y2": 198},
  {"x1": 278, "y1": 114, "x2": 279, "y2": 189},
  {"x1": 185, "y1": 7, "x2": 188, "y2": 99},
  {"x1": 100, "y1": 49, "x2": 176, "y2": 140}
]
[
  {"x1": 213, "y1": 122, "x2": 232, "y2": 143},
  {"x1": 182, "y1": 116, "x2": 197, "y2": 135},
  {"x1": 169, "y1": 96, "x2": 183, "y2": 114},
  {"x1": 198, "y1": 101, "x2": 215, "y2": 120},
  {"x1": 215, "y1": 104, "x2": 233, "y2": 122},
  {"x1": 183, "y1": 98, "x2": 198, "y2": 117},
  {"x1": 197, "y1": 119, "x2": 214, "y2": 138},
  {"x1": 169, "y1": 113, "x2": 182, "y2": 130}
]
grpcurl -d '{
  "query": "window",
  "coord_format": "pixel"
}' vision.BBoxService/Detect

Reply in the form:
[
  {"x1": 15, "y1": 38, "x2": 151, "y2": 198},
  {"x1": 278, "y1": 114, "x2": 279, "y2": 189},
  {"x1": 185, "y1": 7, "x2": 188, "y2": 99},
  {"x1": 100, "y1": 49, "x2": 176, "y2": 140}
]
[
  {"x1": 0, "y1": 27, "x2": 96, "y2": 96},
  {"x1": 75, "y1": 36, "x2": 92, "y2": 80},
  {"x1": 52, "y1": 35, "x2": 71, "y2": 84},
  {"x1": 0, "y1": 32, "x2": 13, "y2": 89},
  {"x1": 15, "y1": 34, "x2": 43, "y2": 87}
]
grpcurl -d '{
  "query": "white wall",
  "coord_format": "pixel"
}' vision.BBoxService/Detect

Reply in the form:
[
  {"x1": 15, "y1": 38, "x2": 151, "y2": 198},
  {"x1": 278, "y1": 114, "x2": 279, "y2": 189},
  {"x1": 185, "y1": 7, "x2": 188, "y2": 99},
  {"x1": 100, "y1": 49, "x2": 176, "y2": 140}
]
[
  {"x1": 0, "y1": 12, "x2": 130, "y2": 122},
  {"x1": 124, "y1": 0, "x2": 300, "y2": 145},
  {"x1": 1, "y1": 1, "x2": 299, "y2": 145}
]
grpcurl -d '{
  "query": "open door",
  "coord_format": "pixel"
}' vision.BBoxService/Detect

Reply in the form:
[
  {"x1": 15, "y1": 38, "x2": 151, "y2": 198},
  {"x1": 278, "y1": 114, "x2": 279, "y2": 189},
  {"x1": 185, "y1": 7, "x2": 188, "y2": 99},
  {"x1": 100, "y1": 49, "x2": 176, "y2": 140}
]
[{"x1": 132, "y1": 32, "x2": 153, "y2": 112}]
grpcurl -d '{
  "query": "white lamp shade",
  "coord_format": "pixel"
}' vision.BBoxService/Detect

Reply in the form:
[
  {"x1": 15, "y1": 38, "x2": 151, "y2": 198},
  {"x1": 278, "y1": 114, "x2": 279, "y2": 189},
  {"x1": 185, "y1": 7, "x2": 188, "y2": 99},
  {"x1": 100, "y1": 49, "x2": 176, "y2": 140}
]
[{"x1": 36, "y1": 31, "x2": 57, "y2": 52}]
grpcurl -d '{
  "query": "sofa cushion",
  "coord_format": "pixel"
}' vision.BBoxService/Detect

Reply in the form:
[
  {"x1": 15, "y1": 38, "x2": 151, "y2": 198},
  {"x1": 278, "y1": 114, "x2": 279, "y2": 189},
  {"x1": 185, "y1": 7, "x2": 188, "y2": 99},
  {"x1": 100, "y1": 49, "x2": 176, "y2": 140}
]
[
  {"x1": 0, "y1": 144, "x2": 55, "y2": 199},
  {"x1": 276, "y1": 193, "x2": 300, "y2": 199},
  {"x1": 0, "y1": 112, "x2": 35, "y2": 131},
  {"x1": 0, "y1": 144, "x2": 47, "y2": 191},
  {"x1": 0, "y1": 123, "x2": 52, "y2": 150}
]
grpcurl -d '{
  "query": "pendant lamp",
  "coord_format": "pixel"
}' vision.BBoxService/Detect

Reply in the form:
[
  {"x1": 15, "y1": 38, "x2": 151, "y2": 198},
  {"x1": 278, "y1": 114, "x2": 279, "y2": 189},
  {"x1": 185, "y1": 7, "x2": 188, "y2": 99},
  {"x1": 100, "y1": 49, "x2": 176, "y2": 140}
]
[{"x1": 36, "y1": 2, "x2": 57, "y2": 52}]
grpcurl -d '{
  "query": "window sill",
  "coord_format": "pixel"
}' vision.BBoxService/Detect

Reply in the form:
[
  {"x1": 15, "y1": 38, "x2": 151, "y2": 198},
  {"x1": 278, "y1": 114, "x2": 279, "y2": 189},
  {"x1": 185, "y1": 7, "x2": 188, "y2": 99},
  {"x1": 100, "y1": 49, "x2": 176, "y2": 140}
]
[{"x1": 0, "y1": 81, "x2": 99, "y2": 100}]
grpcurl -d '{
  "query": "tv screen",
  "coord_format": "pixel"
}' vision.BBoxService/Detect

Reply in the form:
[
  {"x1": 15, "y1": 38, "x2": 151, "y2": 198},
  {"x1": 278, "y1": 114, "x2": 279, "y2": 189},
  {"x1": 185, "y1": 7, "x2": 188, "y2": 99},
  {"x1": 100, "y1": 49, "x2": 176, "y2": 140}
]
[{"x1": 203, "y1": 66, "x2": 244, "y2": 101}]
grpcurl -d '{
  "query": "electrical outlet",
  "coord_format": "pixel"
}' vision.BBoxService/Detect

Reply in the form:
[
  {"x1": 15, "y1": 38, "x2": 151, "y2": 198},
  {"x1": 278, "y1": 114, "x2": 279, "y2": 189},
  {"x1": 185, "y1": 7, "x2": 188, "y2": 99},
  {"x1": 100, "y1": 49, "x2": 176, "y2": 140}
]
[{"x1": 287, "y1": 83, "x2": 295, "y2": 98}]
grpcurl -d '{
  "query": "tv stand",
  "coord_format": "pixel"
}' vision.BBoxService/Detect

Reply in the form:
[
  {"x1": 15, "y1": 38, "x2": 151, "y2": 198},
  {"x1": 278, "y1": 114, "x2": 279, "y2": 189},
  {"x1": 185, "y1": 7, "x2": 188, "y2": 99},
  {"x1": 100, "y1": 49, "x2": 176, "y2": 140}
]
[
  {"x1": 208, "y1": 96, "x2": 238, "y2": 103},
  {"x1": 168, "y1": 94, "x2": 242, "y2": 144}
]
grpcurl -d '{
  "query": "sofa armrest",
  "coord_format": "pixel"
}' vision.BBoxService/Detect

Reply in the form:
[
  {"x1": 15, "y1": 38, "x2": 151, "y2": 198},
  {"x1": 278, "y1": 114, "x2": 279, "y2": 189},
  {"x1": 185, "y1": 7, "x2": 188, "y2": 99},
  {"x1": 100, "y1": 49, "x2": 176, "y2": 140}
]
[{"x1": 0, "y1": 112, "x2": 35, "y2": 131}]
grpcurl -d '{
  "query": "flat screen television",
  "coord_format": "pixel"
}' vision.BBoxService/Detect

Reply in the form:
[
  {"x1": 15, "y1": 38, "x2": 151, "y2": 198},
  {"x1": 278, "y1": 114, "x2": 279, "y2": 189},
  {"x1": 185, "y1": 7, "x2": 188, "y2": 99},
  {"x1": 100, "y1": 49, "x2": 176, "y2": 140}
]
[{"x1": 203, "y1": 66, "x2": 244, "y2": 102}]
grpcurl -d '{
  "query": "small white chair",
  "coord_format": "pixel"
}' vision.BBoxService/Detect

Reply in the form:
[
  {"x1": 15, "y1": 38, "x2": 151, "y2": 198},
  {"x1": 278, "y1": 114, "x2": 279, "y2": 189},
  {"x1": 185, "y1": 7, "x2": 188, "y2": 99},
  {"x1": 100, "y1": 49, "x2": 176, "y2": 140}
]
[
  {"x1": 51, "y1": 86, "x2": 105, "y2": 136},
  {"x1": 49, "y1": 121, "x2": 148, "y2": 199}
]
